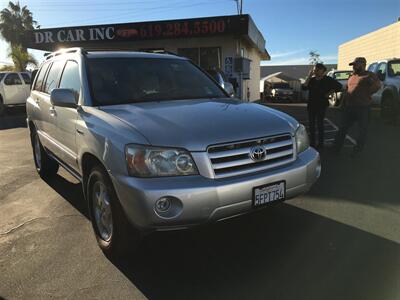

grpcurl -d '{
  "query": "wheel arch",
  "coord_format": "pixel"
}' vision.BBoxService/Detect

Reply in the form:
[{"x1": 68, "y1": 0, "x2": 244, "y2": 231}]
[
  {"x1": 382, "y1": 86, "x2": 399, "y2": 102},
  {"x1": 81, "y1": 152, "x2": 108, "y2": 202}
]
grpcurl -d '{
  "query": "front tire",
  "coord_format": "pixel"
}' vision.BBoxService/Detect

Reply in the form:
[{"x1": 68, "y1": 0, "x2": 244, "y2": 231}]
[
  {"x1": 87, "y1": 166, "x2": 142, "y2": 258},
  {"x1": 31, "y1": 129, "x2": 59, "y2": 178}
]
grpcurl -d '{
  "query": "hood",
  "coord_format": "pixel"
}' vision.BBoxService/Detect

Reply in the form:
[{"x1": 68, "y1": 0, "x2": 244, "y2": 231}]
[{"x1": 100, "y1": 99, "x2": 296, "y2": 151}]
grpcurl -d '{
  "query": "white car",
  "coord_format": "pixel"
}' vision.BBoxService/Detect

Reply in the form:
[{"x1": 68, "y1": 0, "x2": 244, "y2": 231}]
[
  {"x1": 326, "y1": 70, "x2": 352, "y2": 106},
  {"x1": 0, "y1": 72, "x2": 31, "y2": 115}
]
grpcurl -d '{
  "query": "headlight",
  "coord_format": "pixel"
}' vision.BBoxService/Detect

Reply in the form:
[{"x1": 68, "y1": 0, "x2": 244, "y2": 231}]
[
  {"x1": 125, "y1": 144, "x2": 198, "y2": 177},
  {"x1": 295, "y1": 124, "x2": 310, "y2": 154}
]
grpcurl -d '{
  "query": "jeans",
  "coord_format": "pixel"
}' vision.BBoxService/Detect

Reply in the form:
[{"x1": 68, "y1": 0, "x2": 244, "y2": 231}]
[
  {"x1": 334, "y1": 106, "x2": 370, "y2": 151},
  {"x1": 308, "y1": 105, "x2": 327, "y2": 147}
]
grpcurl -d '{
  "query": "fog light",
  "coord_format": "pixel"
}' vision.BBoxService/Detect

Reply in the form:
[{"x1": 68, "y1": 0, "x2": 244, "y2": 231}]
[{"x1": 155, "y1": 197, "x2": 171, "y2": 213}]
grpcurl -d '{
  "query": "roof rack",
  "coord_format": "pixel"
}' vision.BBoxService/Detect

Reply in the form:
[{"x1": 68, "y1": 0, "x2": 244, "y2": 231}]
[
  {"x1": 140, "y1": 49, "x2": 180, "y2": 56},
  {"x1": 44, "y1": 47, "x2": 87, "y2": 60}
]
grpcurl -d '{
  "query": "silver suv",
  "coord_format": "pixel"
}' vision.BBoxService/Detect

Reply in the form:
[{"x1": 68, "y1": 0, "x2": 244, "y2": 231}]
[
  {"x1": 26, "y1": 48, "x2": 321, "y2": 257},
  {"x1": 367, "y1": 58, "x2": 400, "y2": 121}
]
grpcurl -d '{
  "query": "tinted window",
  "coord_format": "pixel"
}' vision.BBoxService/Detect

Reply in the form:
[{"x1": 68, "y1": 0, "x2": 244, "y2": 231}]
[
  {"x1": 20, "y1": 73, "x2": 31, "y2": 84},
  {"x1": 367, "y1": 63, "x2": 377, "y2": 73},
  {"x1": 0, "y1": 73, "x2": 5, "y2": 82},
  {"x1": 43, "y1": 60, "x2": 65, "y2": 94},
  {"x1": 273, "y1": 83, "x2": 290, "y2": 89},
  {"x1": 34, "y1": 63, "x2": 50, "y2": 91},
  {"x1": 377, "y1": 63, "x2": 387, "y2": 76},
  {"x1": 334, "y1": 71, "x2": 352, "y2": 80},
  {"x1": 87, "y1": 58, "x2": 226, "y2": 105},
  {"x1": 388, "y1": 60, "x2": 400, "y2": 77},
  {"x1": 59, "y1": 61, "x2": 81, "y2": 101},
  {"x1": 4, "y1": 73, "x2": 22, "y2": 85}
]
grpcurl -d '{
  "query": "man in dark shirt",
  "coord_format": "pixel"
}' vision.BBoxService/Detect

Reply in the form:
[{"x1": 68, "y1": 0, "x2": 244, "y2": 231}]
[
  {"x1": 302, "y1": 63, "x2": 342, "y2": 149},
  {"x1": 334, "y1": 57, "x2": 381, "y2": 157}
]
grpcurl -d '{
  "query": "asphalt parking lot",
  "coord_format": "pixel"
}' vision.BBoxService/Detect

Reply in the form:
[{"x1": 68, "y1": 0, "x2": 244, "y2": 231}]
[{"x1": 0, "y1": 104, "x2": 399, "y2": 300}]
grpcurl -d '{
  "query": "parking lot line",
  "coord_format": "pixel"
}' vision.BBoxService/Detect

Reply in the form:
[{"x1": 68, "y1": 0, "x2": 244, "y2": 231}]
[{"x1": 300, "y1": 118, "x2": 356, "y2": 147}]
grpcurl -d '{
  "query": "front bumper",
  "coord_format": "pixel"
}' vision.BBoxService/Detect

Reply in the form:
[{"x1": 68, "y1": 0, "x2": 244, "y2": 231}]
[{"x1": 111, "y1": 147, "x2": 320, "y2": 231}]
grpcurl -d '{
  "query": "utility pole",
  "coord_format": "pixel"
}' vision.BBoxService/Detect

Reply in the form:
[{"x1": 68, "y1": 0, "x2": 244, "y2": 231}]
[{"x1": 236, "y1": 0, "x2": 243, "y2": 15}]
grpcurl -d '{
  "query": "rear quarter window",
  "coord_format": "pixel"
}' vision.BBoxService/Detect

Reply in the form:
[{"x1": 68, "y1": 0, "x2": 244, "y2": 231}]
[
  {"x1": 20, "y1": 73, "x2": 31, "y2": 84},
  {"x1": 33, "y1": 63, "x2": 50, "y2": 91},
  {"x1": 43, "y1": 60, "x2": 65, "y2": 94}
]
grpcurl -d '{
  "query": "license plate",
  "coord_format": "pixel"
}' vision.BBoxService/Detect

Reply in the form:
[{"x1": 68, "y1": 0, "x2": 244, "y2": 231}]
[{"x1": 253, "y1": 181, "x2": 286, "y2": 207}]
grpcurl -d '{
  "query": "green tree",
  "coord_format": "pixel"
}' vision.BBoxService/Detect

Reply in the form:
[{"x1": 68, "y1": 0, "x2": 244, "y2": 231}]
[
  {"x1": 8, "y1": 44, "x2": 37, "y2": 71},
  {"x1": 0, "y1": 64, "x2": 14, "y2": 71},
  {"x1": 0, "y1": 1, "x2": 37, "y2": 70},
  {"x1": 0, "y1": 1, "x2": 36, "y2": 47},
  {"x1": 309, "y1": 51, "x2": 322, "y2": 65}
]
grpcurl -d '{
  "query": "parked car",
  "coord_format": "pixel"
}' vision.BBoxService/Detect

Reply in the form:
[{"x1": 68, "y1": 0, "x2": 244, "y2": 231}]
[
  {"x1": 206, "y1": 69, "x2": 235, "y2": 97},
  {"x1": 269, "y1": 82, "x2": 294, "y2": 102},
  {"x1": 0, "y1": 71, "x2": 31, "y2": 114},
  {"x1": 326, "y1": 70, "x2": 352, "y2": 106},
  {"x1": 367, "y1": 58, "x2": 400, "y2": 121},
  {"x1": 26, "y1": 48, "x2": 321, "y2": 257}
]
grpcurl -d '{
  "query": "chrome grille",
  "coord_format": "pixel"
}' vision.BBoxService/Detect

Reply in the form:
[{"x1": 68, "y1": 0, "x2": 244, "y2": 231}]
[{"x1": 207, "y1": 134, "x2": 295, "y2": 178}]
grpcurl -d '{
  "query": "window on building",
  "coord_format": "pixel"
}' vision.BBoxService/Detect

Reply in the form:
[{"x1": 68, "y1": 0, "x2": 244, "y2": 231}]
[
  {"x1": 200, "y1": 47, "x2": 221, "y2": 70},
  {"x1": 178, "y1": 48, "x2": 200, "y2": 65},
  {"x1": 43, "y1": 60, "x2": 65, "y2": 94},
  {"x1": 178, "y1": 47, "x2": 221, "y2": 69},
  {"x1": 59, "y1": 61, "x2": 81, "y2": 102}
]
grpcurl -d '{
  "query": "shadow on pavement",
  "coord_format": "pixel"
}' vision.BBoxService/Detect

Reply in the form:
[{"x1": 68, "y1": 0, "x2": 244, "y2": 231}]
[
  {"x1": 0, "y1": 106, "x2": 27, "y2": 130},
  {"x1": 310, "y1": 116, "x2": 400, "y2": 208},
  {"x1": 42, "y1": 171, "x2": 89, "y2": 219},
  {"x1": 37, "y1": 163, "x2": 400, "y2": 299},
  {"x1": 268, "y1": 103, "x2": 400, "y2": 208},
  {"x1": 111, "y1": 204, "x2": 399, "y2": 300}
]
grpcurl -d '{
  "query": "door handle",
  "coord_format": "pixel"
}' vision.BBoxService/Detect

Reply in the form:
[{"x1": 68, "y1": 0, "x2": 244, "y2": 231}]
[
  {"x1": 49, "y1": 107, "x2": 57, "y2": 117},
  {"x1": 76, "y1": 129, "x2": 84, "y2": 135}
]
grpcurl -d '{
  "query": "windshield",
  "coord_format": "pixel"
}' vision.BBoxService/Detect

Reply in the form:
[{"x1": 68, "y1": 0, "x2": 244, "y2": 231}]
[
  {"x1": 273, "y1": 83, "x2": 290, "y2": 89},
  {"x1": 0, "y1": 73, "x2": 5, "y2": 82},
  {"x1": 87, "y1": 58, "x2": 226, "y2": 105},
  {"x1": 334, "y1": 71, "x2": 352, "y2": 80},
  {"x1": 388, "y1": 60, "x2": 400, "y2": 77}
]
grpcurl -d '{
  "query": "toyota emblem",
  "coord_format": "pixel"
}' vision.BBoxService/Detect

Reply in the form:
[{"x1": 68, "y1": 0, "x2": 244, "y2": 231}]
[{"x1": 250, "y1": 145, "x2": 267, "y2": 161}]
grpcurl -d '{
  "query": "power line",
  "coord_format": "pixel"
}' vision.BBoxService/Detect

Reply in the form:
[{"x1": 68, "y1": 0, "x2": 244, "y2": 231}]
[{"x1": 42, "y1": 1, "x2": 232, "y2": 27}]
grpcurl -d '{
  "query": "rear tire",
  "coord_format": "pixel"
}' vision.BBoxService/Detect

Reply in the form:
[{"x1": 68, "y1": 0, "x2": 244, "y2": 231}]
[
  {"x1": 87, "y1": 165, "x2": 142, "y2": 258},
  {"x1": 381, "y1": 94, "x2": 399, "y2": 124},
  {"x1": 0, "y1": 97, "x2": 5, "y2": 116},
  {"x1": 31, "y1": 129, "x2": 59, "y2": 178}
]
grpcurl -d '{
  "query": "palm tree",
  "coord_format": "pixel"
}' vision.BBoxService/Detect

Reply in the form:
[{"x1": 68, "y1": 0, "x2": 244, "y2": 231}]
[
  {"x1": 0, "y1": 1, "x2": 37, "y2": 48},
  {"x1": 309, "y1": 51, "x2": 322, "y2": 65},
  {"x1": 8, "y1": 44, "x2": 37, "y2": 71}
]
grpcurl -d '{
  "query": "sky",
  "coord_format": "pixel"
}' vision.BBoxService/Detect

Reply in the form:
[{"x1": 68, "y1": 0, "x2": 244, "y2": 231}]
[{"x1": 0, "y1": 0, "x2": 399, "y2": 66}]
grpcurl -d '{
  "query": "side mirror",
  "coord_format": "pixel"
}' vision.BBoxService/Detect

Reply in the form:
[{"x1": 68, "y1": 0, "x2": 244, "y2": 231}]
[
  {"x1": 50, "y1": 88, "x2": 77, "y2": 108},
  {"x1": 377, "y1": 71, "x2": 386, "y2": 81},
  {"x1": 223, "y1": 81, "x2": 235, "y2": 97}
]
